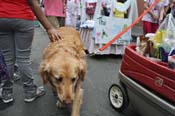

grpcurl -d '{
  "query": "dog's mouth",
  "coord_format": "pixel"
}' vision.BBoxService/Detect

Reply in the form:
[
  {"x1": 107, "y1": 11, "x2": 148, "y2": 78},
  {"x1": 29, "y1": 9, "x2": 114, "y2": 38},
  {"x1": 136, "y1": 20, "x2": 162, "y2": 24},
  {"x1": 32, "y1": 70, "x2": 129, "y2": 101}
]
[
  {"x1": 56, "y1": 97, "x2": 72, "y2": 108},
  {"x1": 56, "y1": 96, "x2": 72, "y2": 106},
  {"x1": 48, "y1": 77, "x2": 75, "y2": 105}
]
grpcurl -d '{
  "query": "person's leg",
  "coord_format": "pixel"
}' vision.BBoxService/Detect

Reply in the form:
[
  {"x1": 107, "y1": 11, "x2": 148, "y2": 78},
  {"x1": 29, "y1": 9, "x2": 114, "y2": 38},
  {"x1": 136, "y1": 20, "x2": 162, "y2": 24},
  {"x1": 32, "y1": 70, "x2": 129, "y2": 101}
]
[
  {"x1": 0, "y1": 50, "x2": 13, "y2": 102},
  {"x1": 13, "y1": 63, "x2": 21, "y2": 81},
  {"x1": 72, "y1": 15, "x2": 77, "y2": 28},
  {"x1": 58, "y1": 17, "x2": 65, "y2": 27},
  {"x1": 152, "y1": 23, "x2": 159, "y2": 33},
  {"x1": 142, "y1": 21, "x2": 152, "y2": 35},
  {"x1": 0, "y1": 18, "x2": 15, "y2": 103},
  {"x1": 14, "y1": 19, "x2": 45, "y2": 102},
  {"x1": 47, "y1": 16, "x2": 60, "y2": 28}
]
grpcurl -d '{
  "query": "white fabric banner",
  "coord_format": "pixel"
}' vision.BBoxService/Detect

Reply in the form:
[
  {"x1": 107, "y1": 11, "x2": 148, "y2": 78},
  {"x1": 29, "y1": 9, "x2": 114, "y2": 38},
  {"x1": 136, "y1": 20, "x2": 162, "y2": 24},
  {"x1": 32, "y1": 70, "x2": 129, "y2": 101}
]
[{"x1": 94, "y1": 15, "x2": 131, "y2": 44}]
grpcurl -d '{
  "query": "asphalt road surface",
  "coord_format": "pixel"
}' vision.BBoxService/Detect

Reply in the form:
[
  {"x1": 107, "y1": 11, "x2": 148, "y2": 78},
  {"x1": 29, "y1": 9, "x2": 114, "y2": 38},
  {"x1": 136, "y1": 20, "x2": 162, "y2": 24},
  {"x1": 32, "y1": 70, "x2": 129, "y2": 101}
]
[{"x1": 0, "y1": 27, "x2": 140, "y2": 116}]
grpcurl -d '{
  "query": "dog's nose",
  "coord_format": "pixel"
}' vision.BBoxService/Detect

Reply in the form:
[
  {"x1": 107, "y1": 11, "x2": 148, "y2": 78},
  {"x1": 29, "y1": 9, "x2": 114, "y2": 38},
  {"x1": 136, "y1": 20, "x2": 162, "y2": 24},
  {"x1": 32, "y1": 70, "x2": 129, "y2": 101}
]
[{"x1": 63, "y1": 99, "x2": 72, "y2": 105}]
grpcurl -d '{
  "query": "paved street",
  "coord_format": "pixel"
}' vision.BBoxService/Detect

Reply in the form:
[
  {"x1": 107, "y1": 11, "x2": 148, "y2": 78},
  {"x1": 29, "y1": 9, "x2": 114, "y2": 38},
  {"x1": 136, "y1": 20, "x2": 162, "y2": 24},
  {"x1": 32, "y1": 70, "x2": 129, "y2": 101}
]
[{"x1": 0, "y1": 27, "x2": 141, "y2": 116}]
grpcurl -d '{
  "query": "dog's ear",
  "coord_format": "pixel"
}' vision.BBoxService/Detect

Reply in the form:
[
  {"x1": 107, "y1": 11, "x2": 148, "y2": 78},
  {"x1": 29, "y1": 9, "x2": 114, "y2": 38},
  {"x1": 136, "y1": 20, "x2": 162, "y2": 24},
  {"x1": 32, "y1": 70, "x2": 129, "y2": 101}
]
[
  {"x1": 40, "y1": 61, "x2": 50, "y2": 84},
  {"x1": 78, "y1": 60, "x2": 86, "y2": 81},
  {"x1": 75, "y1": 60, "x2": 86, "y2": 91}
]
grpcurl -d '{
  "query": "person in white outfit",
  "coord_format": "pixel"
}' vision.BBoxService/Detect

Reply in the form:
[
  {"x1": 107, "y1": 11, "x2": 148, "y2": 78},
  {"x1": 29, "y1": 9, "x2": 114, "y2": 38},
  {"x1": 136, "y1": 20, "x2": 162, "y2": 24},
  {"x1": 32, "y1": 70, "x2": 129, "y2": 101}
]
[{"x1": 66, "y1": 0, "x2": 81, "y2": 28}]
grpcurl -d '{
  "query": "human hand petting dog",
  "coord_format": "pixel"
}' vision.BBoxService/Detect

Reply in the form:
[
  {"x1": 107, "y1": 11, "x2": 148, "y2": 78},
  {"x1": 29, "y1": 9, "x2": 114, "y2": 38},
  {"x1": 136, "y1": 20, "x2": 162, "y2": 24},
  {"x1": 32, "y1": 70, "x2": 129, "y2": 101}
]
[
  {"x1": 27, "y1": 0, "x2": 62, "y2": 42},
  {"x1": 47, "y1": 28, "x2": 62, "y2": 42}
]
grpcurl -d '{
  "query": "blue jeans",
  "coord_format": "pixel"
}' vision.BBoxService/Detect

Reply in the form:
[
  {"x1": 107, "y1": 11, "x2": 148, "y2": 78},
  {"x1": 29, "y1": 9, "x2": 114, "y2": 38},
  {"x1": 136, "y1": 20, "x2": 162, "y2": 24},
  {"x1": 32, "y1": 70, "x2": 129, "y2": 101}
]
[{"x1": 0, "y1": 18, "x2": 37, "y2": 97}]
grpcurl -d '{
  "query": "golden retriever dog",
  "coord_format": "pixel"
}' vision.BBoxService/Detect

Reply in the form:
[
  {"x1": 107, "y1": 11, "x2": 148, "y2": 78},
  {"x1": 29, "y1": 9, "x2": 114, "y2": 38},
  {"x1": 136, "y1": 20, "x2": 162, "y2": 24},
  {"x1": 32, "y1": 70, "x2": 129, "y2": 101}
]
[{"x1": 40, "y1": 27, "x2": 86, "y2": 116}]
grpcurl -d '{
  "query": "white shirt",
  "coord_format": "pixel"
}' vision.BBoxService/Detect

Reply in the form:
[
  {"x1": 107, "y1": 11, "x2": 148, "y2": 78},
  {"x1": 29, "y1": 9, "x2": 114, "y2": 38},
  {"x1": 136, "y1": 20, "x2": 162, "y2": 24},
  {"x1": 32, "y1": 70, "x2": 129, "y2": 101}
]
[{"x1": 142, "y1": 0, "x2": 169, "y2": 23}]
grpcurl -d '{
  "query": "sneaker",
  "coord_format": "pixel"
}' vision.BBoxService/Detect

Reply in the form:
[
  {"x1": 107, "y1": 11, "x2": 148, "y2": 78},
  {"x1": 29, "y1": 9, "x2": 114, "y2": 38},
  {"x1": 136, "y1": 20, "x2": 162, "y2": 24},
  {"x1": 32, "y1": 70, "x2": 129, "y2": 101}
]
[
  {"x1": 1, "y1": 88, "x2": 14, "y2": 103},
  {"x1": 24, "y1": 86, "x2": 45, "y2": 103}
]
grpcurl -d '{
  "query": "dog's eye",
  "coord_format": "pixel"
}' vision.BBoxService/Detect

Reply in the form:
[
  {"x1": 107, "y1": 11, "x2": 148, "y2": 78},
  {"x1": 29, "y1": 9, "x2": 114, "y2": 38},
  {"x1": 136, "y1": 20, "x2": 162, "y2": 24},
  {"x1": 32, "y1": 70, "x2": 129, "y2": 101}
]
[
  {"x1": 71, "y1": 77, "x2": 76, "y2": 83},
  {"x1": 55, "y1": 77, "x2": 63, "y2": 83}
]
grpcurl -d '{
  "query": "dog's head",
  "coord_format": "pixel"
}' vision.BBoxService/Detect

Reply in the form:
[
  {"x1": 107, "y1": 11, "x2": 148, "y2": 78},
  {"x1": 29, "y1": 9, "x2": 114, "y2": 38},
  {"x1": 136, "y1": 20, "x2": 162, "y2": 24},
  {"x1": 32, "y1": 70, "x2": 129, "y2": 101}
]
[{"x1": 40, "y1": 56, "x2": 86, "y2": 104}]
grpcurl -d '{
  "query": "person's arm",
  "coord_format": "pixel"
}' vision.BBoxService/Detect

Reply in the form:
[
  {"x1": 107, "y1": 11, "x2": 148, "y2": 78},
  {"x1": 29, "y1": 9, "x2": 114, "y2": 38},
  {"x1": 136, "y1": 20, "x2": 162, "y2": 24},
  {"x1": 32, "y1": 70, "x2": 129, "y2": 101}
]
[
  {"x1": 27, "y1": 0, "x2": 61, "y2": 42},
  {"x1": 144, "y1": 1, "x2": 149, "y2": 10},
  {"x1": 159, "y1": 6, "x2": 165, "y2": 23},
  {"x1": 149, "y1": 11, "x2": 159, "y2": 21},
  {"x1": 144, "y1": 1, "x2": 158, "y2": 20}
]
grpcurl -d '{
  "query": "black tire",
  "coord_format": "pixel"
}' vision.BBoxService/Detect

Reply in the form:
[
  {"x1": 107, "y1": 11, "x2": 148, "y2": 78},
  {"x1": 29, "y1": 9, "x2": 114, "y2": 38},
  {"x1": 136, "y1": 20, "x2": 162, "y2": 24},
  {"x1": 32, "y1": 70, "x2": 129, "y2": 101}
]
[{"x1": 108, "y1": 84, "x2": 129, "y2": 112}]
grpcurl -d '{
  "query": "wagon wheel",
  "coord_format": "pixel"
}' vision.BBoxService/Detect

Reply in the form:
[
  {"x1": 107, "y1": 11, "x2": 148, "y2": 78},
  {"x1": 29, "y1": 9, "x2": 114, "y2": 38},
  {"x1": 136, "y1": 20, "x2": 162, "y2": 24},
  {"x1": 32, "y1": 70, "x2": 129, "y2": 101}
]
[{"x1": 108, "y1": 84, "x2": 129, "y2": 112}]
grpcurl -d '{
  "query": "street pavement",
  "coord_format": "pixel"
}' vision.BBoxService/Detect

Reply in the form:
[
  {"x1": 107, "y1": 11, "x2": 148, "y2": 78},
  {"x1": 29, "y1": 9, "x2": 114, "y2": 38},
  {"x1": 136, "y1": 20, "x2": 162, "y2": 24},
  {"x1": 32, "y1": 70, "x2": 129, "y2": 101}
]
[{"x1": 0, "y1": 26, "x2": 142, "y2": 116}]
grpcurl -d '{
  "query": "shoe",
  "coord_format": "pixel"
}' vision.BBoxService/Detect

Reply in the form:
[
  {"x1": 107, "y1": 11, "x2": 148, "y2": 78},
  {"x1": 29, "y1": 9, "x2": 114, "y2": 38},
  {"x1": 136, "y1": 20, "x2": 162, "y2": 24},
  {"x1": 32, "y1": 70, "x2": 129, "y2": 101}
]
[
  {"x1": 24, "y1": 86, "x2": 45, "y2": 103},
  {"x1": 1, "y1": 88, "x2": 14, "y2": 103}
]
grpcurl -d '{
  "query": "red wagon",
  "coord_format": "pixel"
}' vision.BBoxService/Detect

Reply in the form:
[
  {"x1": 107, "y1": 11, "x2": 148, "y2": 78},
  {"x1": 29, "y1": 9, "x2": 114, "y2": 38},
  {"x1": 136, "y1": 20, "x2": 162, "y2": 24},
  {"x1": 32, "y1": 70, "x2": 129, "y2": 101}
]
[{"x1": 108, "y1": 44, "x2": 175, "y2": 116}]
